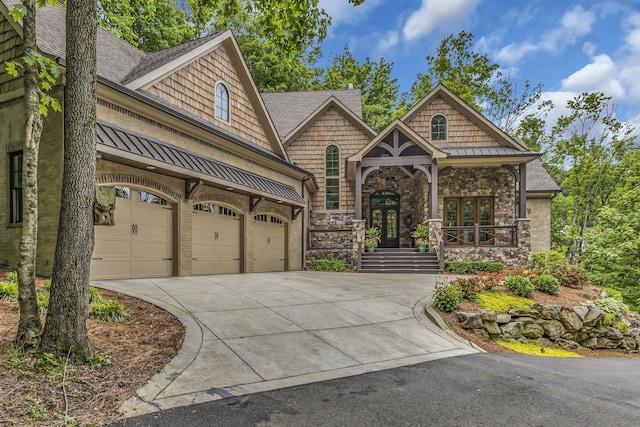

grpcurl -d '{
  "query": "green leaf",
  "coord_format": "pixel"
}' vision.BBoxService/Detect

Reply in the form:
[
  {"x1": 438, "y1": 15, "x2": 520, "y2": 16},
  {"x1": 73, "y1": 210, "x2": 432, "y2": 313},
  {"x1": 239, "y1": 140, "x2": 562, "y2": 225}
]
[{"x1": 8, "y1": 4, "x2": 27, "y2": 22}]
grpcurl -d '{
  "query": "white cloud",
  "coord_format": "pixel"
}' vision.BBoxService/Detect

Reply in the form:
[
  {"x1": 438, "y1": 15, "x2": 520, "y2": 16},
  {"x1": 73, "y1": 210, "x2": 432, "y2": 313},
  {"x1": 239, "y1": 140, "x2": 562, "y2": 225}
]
[
  {"x1": 495, "y1": 5, "x2": 596, "y2": 65},
  {"x1": 372, "y1": 31, "x2": 400, "y2": 58},
  {"x1": 561, "y1": 54, "x2": 625, "y2": 99},
  {"x1": 402, "y1": 0, "x2": 480, "y2": 41},
  {"x1": 582, "y1": 42, "x2": 596, "y2": 56},
  {"x1": 319, "y1": 0, "x2": 384, "y2": 27}
]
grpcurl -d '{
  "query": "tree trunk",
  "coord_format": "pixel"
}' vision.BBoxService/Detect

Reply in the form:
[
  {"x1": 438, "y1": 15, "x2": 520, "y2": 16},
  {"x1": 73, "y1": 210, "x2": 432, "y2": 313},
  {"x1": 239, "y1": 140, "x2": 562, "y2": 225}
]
[
  {"x1": 40, "y1": 0, "x2": 97, "y2": 361},
  {"x1": 15, "y1": 0, "x2": 43, "y2": 346}
]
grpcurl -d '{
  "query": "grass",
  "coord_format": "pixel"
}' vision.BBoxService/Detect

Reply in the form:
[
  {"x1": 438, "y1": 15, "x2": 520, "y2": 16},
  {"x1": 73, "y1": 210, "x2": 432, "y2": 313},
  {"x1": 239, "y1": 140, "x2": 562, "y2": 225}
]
[
  {"x1": 476, "y1": 291, "x2": 533, "y2": 314},
  {"x1": 496, "y1": 341, "x2": 584, "y2": 358}
]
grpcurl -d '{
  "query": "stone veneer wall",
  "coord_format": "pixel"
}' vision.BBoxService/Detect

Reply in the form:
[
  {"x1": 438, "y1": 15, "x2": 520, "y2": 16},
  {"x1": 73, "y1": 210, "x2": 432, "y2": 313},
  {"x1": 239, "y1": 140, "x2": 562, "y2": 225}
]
[
  {"x1": 306, "y1": 211, "x2": 357, "y2": 268},
  {"x1": 456, "y1": 303, "x2": 640, "y2": 353}
]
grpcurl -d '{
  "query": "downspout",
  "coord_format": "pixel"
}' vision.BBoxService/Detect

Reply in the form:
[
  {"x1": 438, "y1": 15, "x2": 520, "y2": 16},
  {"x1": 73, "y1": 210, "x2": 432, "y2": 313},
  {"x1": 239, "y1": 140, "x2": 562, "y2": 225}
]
[{"x1": 301, "y1": 175, "x2": 310, "y2": 270}]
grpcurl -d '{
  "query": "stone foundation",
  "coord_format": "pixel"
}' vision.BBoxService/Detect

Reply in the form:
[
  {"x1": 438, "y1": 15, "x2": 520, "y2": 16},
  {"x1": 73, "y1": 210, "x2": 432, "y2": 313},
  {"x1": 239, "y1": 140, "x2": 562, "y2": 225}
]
[{"x1": 307, "y1": 211, "x2": 358, "y2": 268}]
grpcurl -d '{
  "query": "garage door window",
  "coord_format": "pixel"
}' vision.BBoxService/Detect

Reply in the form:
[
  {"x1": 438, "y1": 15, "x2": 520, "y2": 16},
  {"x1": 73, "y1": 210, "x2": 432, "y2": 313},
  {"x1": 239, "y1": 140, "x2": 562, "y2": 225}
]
[
  {"x1": 219, "y1": 206, "x2": 237, "y2": 217},
  {"x1": 139, "y1": 190, "x2": 167, "y2": 205},
  {"x1": 115, "y1": 186, "x2": 131, "y2": 198},
  {"x1": 194, "y1": 203, "x2": 215, "y2": 213}
]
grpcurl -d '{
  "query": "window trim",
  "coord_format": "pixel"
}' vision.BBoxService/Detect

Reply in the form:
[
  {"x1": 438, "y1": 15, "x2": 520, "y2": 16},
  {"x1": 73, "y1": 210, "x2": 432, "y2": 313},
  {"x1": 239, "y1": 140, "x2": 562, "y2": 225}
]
[
  {"x1": 325, "y1": 144, "x2": 340, "y2": 210},
  {"x1": 215, "y1": 81, "x2": 230, "y2": 123},
  {"x1": 444, "y1": 196, "x2": 494, "y2": 245},
  {"x1": 9, "y1": 151, "x2": 23, "y2": 224},
  {"x1": 431, "y1": 114, "x2": 447, "y2": 141}
]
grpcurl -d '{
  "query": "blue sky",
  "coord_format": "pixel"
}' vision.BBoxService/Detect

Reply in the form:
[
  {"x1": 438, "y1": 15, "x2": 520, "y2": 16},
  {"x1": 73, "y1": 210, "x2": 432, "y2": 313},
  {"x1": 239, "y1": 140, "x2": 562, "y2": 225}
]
[{"x1": 317, "y1": 0, "x2": 640, "y2": 131}]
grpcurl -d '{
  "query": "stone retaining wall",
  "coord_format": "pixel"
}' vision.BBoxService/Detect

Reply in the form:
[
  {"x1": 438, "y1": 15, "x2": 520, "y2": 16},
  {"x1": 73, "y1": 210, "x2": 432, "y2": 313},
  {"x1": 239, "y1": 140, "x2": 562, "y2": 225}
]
[{"x1": 456, "y1": 303, "x2": 640, "y2": 353}]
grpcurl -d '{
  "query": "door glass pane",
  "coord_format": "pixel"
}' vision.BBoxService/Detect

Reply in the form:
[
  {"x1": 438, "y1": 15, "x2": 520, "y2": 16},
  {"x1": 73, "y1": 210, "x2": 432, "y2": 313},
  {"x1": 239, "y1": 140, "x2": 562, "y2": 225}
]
[
  {"x1": 386, "y1": 210, "x2": 397, "y2": 239},
  {"x1": 372, "y1": 209, "x2": 382, "y2": 229},
  {"x1": 479, "y1": 199, "x2": 492, "y2": 243},
  {"x1": 445, "y1": 200, "x2": 458, "y2": 227},
  {"x1": 462, "y1": 200, "x2": 475, "y2": 226}
]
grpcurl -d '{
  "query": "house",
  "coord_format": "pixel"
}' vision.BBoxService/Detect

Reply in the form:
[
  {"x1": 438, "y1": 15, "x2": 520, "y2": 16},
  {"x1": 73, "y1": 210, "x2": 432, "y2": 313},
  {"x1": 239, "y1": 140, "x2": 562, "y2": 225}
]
[{"x1": 0, "y1": 2, "x2": 560, "y2": 279}]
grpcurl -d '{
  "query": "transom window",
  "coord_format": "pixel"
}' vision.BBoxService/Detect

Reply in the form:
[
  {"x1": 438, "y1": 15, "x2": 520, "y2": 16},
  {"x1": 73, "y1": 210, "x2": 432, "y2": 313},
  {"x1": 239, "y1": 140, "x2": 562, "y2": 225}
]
[
  {"x1": 254, "y1": 214, "x2": 268, "y2": 222},
  {"x1": 431, "y1": 114, "x2": 447, "y2": 141},
  {"x1": 9, "y1": 151, "x2": 23, "y2": 223},
  {"x1": 215, "y1": 82, "x2": 230, "y2": 122},
  {"x1": 325, "y1": 145, "x2": 340, "y2": 210}
]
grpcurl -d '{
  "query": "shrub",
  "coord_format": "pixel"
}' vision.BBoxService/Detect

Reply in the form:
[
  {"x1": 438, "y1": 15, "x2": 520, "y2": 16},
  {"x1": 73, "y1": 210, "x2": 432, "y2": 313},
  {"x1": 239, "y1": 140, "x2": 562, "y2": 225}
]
[
  {"x1": 530, "y1": 251, "x2": 565, "y2": 272},
  {"x1": 534, "y1": 274, "x2": 560, "y2": 295},
  {"x1": 603, "y1": 313, "x2": 616, "y2": 326},
  {"x1": 41, "y1": 279, "x2": 51, "y2": 290},
  {"x1": 310, "y1": 259, "x2": 348, "y2": 272},
  {"x1": 450, "y1": 277, "x2": 483, "y2": 301},
  {"x1": 476, "y1": 291, "x2": 533, "y2": 314},
  {"x1": 553, "y1": 264, "x2": 589, "y2": 289},
  {"x1": 5, "y1": 271, "x2": 18, "y2": 284},
  {"x1": 473, "y1": 271, "x2": 506, "y2": 290},
  {"x1": 89, "y1": 286, "x2": 104, "y2": 304},
  {"x1": 91, "y1": 300, "x2": 130, "y2": 323},
  {"x1": 433, "y1": 283, "x2": 462, "y2": 312},
  {"x1": 505, "y1": 275, "x2": 534, "y2": 297},
  {"x1": 503, "y1": 266, "x2": 536, "y2": 281},
  {"x1": 599, "y1": 286, "x2": 624, "y2": 301},
  {"x1": 0, "y1": 281, "x2": 18, "y2": 301},
  {"x1": 37, "y1": 292, "x2": 49, "y2": 314},
  {"x1": 496, "y1": 341, "x2": 583, "y2": 358},
  {"x1": 594, "y1": 297, "x2": 629, "y2": 316},
  {"x1": 444, "y1": 261, "x2": 504, "y2": 274}
]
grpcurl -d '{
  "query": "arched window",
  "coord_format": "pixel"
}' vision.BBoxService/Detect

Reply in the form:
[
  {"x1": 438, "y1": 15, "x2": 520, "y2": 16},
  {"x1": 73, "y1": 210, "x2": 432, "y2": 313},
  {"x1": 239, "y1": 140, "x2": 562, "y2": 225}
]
[
  {"x1": 215, "y1": 82, "x2": 230, "y2": 122},
  {"x1": 431, "y1": 114, "x2": 447, "y2": 141},
  {"x1": 325, "y1": 145, "x2": 340, "y2": 210}
]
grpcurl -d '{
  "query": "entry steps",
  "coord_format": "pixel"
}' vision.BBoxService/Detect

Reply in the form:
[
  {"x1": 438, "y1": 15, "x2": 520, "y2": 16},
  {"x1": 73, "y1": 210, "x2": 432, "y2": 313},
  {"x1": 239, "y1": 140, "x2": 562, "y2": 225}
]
[{"x1": 359, "y1": 247, "x2": 442, "y2": 274}]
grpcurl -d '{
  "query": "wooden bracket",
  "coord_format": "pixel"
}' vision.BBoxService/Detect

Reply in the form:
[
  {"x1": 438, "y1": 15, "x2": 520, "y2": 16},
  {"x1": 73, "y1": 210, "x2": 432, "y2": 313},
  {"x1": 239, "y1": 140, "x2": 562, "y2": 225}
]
[
  {"x1": 250, "y1": 196, "x2": 264, "y2": 212},
  {"x1": 502, "y1": 164, "x2": 520, "y2": 182},
  {"x1": 185, "y1": 179, "x2": 203, "y2": 200},
  {"x1": 292, "y1": 206, "x2": 304, "y2": 220}
]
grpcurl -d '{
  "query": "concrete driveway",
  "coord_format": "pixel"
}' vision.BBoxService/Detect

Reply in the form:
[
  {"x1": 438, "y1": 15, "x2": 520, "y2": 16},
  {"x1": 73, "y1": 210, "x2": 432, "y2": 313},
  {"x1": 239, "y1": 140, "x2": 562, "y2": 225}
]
[{"x1": 93, "y1": 272, "x2": 479, "y2": 417}]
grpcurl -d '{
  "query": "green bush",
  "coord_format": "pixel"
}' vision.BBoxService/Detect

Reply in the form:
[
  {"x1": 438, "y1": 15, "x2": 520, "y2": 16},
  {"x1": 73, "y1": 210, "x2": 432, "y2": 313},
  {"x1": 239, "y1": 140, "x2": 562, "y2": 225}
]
[
  {"x1": 41, "y1": 279, "x2": 51, "y2": 290},
  {"x1": 594, "y1": 297, "x2": 629, "y2": 316},
  {"x1": 534, "y1": 274, "x2": 560, "y2": 295},
  {"x1": 6, "y1": 271, "x2": 17, "y2": 284},
  {"x1": 0, "y1": 281, "x2": 18, "y2": 301},
  {"x1": 91, "y1": 300, "x2": 130, "y2": 323},
  {"x1": 553, "y1": 264, "x2": 589, "y2": 289},
  {"x1": 310, "y1": 259, "x2": 348, "y2": 272},
  {"x1": 37, "y1": 292, "x2": 49, "y2": 314},
  {"x1": 444, "y1": 261, "x2": 504, "y2": 274},
  {"x1": 530, "y1": 251, "x2": 565, "y2": 272},
  {"x1": 433, "y1": 283, "x2": 462, "y2": 312},
  {"x1": 89, "y1": 286, "x2": 103, "y2": 304},
  {"x1": 599, "y1": 286, "x2": 624, "y2": 301},
  {"x1": 451, "y1": 277, "x2": 483, "y2": 301},
  {"x1": 476, "y1": 291, "x2": 533, "y2": 314},
  {"x1": 505, "y1": 275, "x2": 534, "y2": 297}
]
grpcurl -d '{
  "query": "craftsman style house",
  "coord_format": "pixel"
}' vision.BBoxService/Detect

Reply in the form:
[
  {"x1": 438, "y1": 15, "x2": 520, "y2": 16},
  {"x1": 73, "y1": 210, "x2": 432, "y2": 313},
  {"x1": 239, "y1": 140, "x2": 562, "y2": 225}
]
[{"x1": 0, "y1": 2, "x2": 559, "y2": 279}]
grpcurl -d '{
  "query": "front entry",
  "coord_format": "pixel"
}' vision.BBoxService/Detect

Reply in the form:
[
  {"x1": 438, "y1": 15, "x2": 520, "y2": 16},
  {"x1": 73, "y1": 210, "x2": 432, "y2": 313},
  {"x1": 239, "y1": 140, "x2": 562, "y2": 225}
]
[{"x1": 370, "y1": 190, "x2": 399, "y2": 248}]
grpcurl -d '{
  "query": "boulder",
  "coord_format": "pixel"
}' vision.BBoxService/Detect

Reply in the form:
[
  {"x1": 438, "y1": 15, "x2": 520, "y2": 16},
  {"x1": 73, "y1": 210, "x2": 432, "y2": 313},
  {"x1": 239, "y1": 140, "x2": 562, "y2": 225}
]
[
  {"x1": 537, "y1": 305, "x2": 563, "y2": 320},
  {"x1": 580, "y1": 337, "x2": 598, "y2": 349},
  {"x1": 496, "y1": 314, "x2": 511, "y2": 324},
  {"x1": 481, "y1": 311, "x2": 497, "y2": 322},
  {"x1": 483, "y1": 320, "x2": 502, "y2": 336},
  {"x1": 457, "y1": 312, "x2": 484, "y2": 329},
  {"x1": 508, "y1": 308, "x2": 536, "y2": 317},
  {"x1": 542, "y1": 321, "x2": 566, "y2": 340},
  {"x1": 556, "y1": 339, "x2": 580, "y2": 350},
  {"x1": 472, "y1": 328, "x2": 490, "y2": 340},
  {"x1": 605, "y1": 327, "x2": 624, "y2": 340},
  {"x1": 596, "y1": 337, "x2": 621, "y2": 349},
  {"x1": 560, "y1": 310, "x2": 584, "y2": 332},
  {"x1": 501, "y1": 322, "x2": 524, "y2": 340},
  {"x1": 537, "y1": 338, "x2": 554, "y2": 348},
  {"x1": 621, "y1": 337, "x2": 638, "y2": 351},
  {"x1": 627, "y1": 328, "x2": 640, "y2": 338},
  {"x1": 522, "y1": 323, "x2": 545, "y2": 339},
  {"x1": 572, "y1": 305, "x2": 590, "y2": 321},
  {"x1": 583, "y1": 306, "x2": 605, "y2": 327}
]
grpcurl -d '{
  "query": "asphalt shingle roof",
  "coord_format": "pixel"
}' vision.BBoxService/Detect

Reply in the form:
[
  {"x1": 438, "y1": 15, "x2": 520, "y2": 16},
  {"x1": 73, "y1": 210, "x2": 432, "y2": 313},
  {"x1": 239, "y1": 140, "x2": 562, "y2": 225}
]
[
  {"x1": 527, "y1": 159, "x2": 561, "y2": 193},
  {"x1": 262, "y1": 90, "x2": 363, "y2": 139}
]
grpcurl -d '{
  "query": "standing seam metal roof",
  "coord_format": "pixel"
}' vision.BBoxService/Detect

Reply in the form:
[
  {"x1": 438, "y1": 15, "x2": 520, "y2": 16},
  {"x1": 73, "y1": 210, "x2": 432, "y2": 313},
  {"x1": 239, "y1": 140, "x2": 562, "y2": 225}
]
[{"x1": 96, "y1": 121, "x2": 306, "y2": 204}]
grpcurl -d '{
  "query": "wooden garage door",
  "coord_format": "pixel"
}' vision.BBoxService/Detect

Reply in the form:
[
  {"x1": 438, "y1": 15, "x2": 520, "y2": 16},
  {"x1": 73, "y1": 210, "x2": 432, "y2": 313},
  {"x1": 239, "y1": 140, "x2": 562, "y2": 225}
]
[
  {"x1": 91, "y1": 187, "x2": 173, "y2": 280},
  {"x1": 253, "y1": 214, "x2": 286, "y2": 273},
  {"x1": 192, "y1": 204, "x2": 242, "y2": 275}
]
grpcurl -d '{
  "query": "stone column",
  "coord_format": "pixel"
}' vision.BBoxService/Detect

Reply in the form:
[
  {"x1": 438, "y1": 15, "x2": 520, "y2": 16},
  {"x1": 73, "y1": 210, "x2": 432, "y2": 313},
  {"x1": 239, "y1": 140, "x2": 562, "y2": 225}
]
[
  {"x1": 515, "y1": 218, "x2": 531, "y2": 266},
  {"x1": 352, "y1": 219, "x2": 366, "y2": 270},
  {"x1": 427, "y1": 219, "x2": 443, "y2": 251}
]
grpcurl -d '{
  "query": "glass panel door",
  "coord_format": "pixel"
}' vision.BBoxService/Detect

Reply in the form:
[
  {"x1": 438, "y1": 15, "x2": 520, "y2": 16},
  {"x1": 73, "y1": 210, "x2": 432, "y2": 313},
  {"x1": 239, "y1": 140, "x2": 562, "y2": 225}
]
[
  {"x1": 462, "y1": 199, "x2": 475, "y2": 244},
  {"x1": 370, "y1": 191, "x2": 400, "y2": 248}
]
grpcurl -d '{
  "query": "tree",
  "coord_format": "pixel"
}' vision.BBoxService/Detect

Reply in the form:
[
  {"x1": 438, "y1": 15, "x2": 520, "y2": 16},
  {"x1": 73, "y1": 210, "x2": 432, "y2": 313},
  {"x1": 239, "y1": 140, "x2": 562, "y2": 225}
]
[
  {"x1": 98, "y1": 0, "x2": 195, "y2": 52},
  {"x1": 5, "y1": 0, "x2": 61, "y2": 346},
  {"x1": 40, "y1": 0, "x2": 97, "y2": 360},
  {"x1": 315, "y1": 46, "x2": 400, "y2": 131}
]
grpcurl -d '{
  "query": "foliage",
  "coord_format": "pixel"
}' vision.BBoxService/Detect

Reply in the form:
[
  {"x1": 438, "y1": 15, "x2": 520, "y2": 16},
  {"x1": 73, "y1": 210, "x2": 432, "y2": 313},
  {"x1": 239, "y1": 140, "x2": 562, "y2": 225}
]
[
  {"x1": 594, "y1": 297, "x2": 629, "y2": 316},
  {"x1": 476, "y1": 291, "x2": 532, "y2": 314},
  {"x1": 450, "y1": 277, "x2": 483, "y2": 301},
  {"x1": 433, "y1": 282, "x2": 462, "y2": 312},
  {"x1": 414, "y1": 237, "x2": 428, "y2": 248},
  {"x1": 6, "y1": 271, "x2": 18, "y2": 284},
  {"x1": 89, "y1": 286, "x2": 103, "y2": 304},
  {"x1": 599, "y1": 286, "x2": 624, "y2": 301},
  {"x1": 444, "y1": 261, "x2": 504, "y2": 274},
  {"x1": 310, "y1": 259, "x2": 348, "y2": 272},
  {"x1": 496, "y1": 341, "x2": 583, "y2": 358},
  {"x1": 0, "y1": 281, "x2": 19, "y2": 301},
  {"x1": 37, "y1": 292, "x2": 49, "y2": 314},
  {"x1": 530, "y1": 251, "x2": 565, "y2": 272},
  {"x1": 473, "y1": 272, "x2": 505, "y2": 290},
  {"x1": 505, "y1": 275, "x2": 534, "y2": 297},
  {"x1": 411, "y1": 223, "x2": 429, "y2": 239},
  {"x1": 553, "y1": 264, "x2": 589, "y2": 289},
  {"x1": 504, "y1": 266, "x2": 537, "y2": 281},
  {"x1": 364, "y1": 227, "x2": 381, "y2": 249},
  {"x1": 91, "y1": 300, "x2": 130, "y2": 323},
  {"x1": 534, "y1": 274, "x2": 560, "y2": 295}
]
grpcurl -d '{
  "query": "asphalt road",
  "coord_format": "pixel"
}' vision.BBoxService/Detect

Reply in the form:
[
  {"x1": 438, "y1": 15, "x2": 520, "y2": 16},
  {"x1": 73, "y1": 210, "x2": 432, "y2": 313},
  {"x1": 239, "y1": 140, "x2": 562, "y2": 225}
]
[{"x1": 108, "y1": 353, "x2": 640, "y2": 427}]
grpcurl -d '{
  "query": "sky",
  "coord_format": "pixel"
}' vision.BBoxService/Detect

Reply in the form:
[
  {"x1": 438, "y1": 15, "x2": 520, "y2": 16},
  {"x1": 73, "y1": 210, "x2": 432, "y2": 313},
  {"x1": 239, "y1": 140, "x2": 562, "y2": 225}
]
[{"x1": 317, "y1": 0, "x2": 640, "y2": 132}]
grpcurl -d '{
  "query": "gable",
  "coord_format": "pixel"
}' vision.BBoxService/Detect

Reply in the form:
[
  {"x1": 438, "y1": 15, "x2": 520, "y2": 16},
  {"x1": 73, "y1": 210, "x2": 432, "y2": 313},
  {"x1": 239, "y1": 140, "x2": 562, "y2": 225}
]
[
  {"x1": 406, "y1": 96, "x2": 503, "y2": 148},
  {"x1": 0, "y1": 8, "x2": 24, "y2": 97},
  {"x1": 145, "y1": 44, "x2": 275, "y2": 153}
]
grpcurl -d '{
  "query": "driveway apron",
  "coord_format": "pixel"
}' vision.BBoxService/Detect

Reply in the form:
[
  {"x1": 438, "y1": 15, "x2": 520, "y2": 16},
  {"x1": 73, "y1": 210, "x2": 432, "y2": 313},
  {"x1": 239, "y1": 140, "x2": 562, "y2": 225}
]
[{"x1": 93, "y1": 272, "x2": 479, "y2": 417}]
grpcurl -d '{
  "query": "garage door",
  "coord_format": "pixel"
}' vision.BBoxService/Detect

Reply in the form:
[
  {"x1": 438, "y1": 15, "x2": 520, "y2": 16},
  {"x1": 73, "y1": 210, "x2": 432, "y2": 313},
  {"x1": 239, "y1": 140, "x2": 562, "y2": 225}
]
[
  {"x1": 91, "y1": 187, "x2": 173, "y2": 280},
  {"x1": 192, "y1": 204, "x2": 242, "y2": 275},
  {"x1": 253, "y1": 214, "x2": 286, "y2": 273}
]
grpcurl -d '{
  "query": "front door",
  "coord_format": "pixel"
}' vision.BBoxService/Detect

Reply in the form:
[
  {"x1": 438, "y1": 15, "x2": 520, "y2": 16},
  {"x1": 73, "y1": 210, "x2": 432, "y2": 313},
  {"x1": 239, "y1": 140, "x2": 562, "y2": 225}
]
[{"x1": 370, "y1": 191, "x2": 399, "y2": 248}]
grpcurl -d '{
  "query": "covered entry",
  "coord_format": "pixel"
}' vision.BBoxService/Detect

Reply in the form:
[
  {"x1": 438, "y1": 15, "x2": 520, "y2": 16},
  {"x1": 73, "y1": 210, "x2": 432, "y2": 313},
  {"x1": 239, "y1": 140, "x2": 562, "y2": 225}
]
[
  {"x1": 370, "y1": 191, "x2": 399, "y2": 247},
  {"x1": 192, "y1": 203, "x2": 242, "y2": 274},
  {"x1": 253, "y1": 214, "x2": 286, "y2": 272},
  {"x1": 92, "y1": 187, "x2": 174, "y2": 280}
]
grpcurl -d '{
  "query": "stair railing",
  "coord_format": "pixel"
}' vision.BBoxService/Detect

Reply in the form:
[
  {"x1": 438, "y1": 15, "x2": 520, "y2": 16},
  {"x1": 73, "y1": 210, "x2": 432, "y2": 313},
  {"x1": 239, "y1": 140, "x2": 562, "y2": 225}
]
[{"x1": 434, "y1": 229, "x2": 444, "y2": 271}]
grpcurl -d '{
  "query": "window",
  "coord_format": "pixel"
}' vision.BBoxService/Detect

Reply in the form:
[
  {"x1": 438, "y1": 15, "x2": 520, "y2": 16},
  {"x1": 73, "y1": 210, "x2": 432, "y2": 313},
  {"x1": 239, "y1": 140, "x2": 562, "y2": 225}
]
[
  {"x1": 325, "y1": 145, "x2": 340, "y2": 210},
  {"x1": 215, "y1": 82, "x2": 230, "y2": 122},
  {"x1": 115, "y1": 186, "x2": 131, "y2": 199},
  {"x1": 431, "y1": 114, "x2": 447, "y2": 141},
  {"x1": 444, "y1": 197, "x2": 494, "y2": 245},
  {"x1": 9, "y1": 151, "x2": 23, "y2": 223},
  {"x1": 194, "y1": 203, "x2": 215, "y2": 213},
  {"x1": 219, "y1": 206, "x2": 237, "y2": 217},
  {"x1": 139, "y1": 190, "x2": 167, "y2": 205}
]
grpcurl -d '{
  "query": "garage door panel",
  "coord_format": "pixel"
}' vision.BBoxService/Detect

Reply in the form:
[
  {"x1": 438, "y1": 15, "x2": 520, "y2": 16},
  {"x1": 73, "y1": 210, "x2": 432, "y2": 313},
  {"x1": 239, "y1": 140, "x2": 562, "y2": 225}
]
[
  {"x1": 253, "y1": 216, "x2": 286, "y2": 273},
  {"x1": 90, "y1": 259, "x2": 133, "y2": 280},
  {"x1": 192, "y1": 205, "x2": 241, "y2": 275},
  {"x1": 134, "y1": 259, "x2": 173, "y2": 278}
]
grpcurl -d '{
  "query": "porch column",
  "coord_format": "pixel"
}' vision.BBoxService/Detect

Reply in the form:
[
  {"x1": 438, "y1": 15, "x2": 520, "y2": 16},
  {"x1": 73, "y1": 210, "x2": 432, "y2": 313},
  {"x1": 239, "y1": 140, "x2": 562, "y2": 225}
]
[
  {"x1": 355, "y1": 163, "x2": 362, "y2": 220},
  {"x1": 429, "y1": 160, "x2": 439, "y2": 219},
  {"x1": 519, "y1": 162, "x2": 527, "y2": 218}
]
